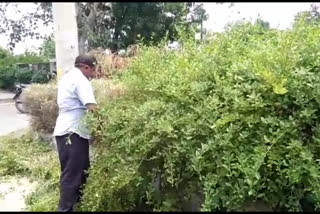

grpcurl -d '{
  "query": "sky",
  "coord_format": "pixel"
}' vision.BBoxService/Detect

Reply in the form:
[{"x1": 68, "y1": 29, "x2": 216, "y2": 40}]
[
  {"x1": 203, "y1": 2, "x2": 319, "y2": 32},
  {"x1": 0, "y1": 3, "x2": 53, "y2": 55},
  {"x1": 0, "y1": 3, "x2": 318, "y2": 55}
]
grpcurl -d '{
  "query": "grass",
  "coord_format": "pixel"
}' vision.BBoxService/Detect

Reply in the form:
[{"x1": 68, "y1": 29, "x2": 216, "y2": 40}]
[{"x1": 0, "y1": 128, "x2": 60, "y2": 211}]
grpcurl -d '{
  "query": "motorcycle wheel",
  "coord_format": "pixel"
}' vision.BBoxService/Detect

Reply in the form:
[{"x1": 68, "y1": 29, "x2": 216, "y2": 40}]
[{"x1": 15, "y1": 101, "x2": 28, "y2": 114}]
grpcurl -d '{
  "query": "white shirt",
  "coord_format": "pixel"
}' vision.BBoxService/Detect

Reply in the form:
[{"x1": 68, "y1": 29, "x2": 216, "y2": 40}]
[{"x1": 53, "y1": 67, "x2": 96, "y2": 139}]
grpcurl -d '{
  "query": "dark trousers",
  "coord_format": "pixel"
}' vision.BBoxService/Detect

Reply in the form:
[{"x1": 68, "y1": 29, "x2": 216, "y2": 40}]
[{"x1": 56, "y1": 133, "x2": 90, "y2": 212}]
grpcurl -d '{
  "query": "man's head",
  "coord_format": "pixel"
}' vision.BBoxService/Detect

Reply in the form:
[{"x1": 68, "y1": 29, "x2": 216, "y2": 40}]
[{"x1": 74, "y1": 54, "x2": 98, "y2": 79}]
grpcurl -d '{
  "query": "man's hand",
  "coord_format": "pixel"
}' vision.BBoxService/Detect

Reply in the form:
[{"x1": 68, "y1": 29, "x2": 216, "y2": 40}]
[
  {"x1": 86, "y1": 103, "x2": 97, "y2": 111},
  {"x1": 89, "y1": 137, "x2": 96, "y2": 145}
]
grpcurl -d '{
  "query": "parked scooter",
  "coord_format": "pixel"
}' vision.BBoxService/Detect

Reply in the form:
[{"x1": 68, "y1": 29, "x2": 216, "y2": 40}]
[
  {"x1": 13, "y1": 83, "x2": 30, "y2": 114},
  {"x1": 11, "y1": 67, "x2": 56, "y2": 113}
]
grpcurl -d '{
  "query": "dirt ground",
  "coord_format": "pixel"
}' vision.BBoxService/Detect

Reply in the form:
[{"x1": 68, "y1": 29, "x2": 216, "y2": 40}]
[
  {"x1": 0, "y1": 176, "x2": 38, "y2": 211},
  {"x1": 0, "y1": 96, "x2": 36, "y2": 211}
]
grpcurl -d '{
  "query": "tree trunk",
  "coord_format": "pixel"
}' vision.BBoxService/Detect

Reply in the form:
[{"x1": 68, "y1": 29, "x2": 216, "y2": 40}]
[
  {"x1": 84, "y1": 3, "x2": 98, "y2": 52},
  {"x1": 75, "y1": 3, "x2": 86, "y2": 54},
  {"x1": 112, "y1": 5, "x2": 127, "y2": 51},
  {"x1": 52, "y1": 3, "x2": 79, "y2": 79},
  {"x1": 78, "y1": 32, "x2": 86, "y2": 54},
  {"x1": 132, "y1": 27, "x2": 137, "y2": 44},
  {"x1": 75, "y1": 3, "x2": 98, "y2": 54}
]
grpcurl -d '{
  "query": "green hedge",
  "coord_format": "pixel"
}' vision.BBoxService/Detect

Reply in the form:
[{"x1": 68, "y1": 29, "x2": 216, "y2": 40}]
[
  {"x1": 79, "y1": 19, "x2": 320, "y2": 212},
  {"x1": 0, "y1": 51, "x2": 49, "y2": 89},
  {"x1": 0, "y1": 51, "x2": 47, "y2": 68},
  {"x1": 31, "y1": 69, "x2": 52, "y2": 84},
  {"x1": 0, "y1": 65, "x2": 17, "y2": 89},
  {"x1": 0, "y1": 65, "x2": 52, "y2": 89},
  {"x1": 15, "y1": 67, "x2": 34, "y2": 84}
]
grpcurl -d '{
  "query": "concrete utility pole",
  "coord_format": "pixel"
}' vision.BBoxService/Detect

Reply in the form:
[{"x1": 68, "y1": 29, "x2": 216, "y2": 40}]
[{"x1": 52, "y1": 3, "x2": 79, "y2": 80}]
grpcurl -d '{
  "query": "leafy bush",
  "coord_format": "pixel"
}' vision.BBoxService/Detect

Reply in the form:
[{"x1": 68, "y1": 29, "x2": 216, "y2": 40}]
[
  {"x1": 31, "y1": 69, "x2": 51, "y2": 84},
  {"x1": 0, "y1": 65, "x2": 17, "y2": 89},
  {"x1": 14, "y1": 51, "x2": 48, "y2": 64},
  {"x1": 0, "y1": 66, "x2": 53, "y2": 90},
  {"x1": 88, "y1": 49, "x2": 132, "y2": 79},
  {"x1": 92, "y1": 78, "x2": 127, "y2": 105},
  {"x1": 79, "y1": 20, "x2": 320, "y2": 212},
  {"x1": 0, "y1": 50, "x2": 48, "y2": 89},
  {"x1": 0, "y1": 51, "x2": 47, "y2": 68},
  {"x1": 0, "y1": 47, "x2": 12, "y2": 59},
  {"x1": 26, "y1": 183, "x2": 60, "y2": 212},
  {"x1": 15, "y1": 67, "x2": 34, "y2": 84},
  {"x1": 24, "y1": 82, "x2": 58, "y2": 134}
]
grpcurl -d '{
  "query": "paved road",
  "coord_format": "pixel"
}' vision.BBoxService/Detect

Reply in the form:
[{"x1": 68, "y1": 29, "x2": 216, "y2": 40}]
[
  {"x1": 0, "y1": 90, "x2": 15, "y2": 103},
  {"x1": 0, "y1": 102, "x2": 29, "y2": 136}
]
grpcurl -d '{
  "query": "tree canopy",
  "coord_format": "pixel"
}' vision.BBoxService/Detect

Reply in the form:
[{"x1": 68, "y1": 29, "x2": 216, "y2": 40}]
[
  {"x1": 293, "y1": 4, "x2": 320, "y2": 26},
  {"x1": 0, "y1": 3, "x2": 52, "y2": 51},
  {"x1": 0, "y1": 2, "x2": 208, "y2": 54}
]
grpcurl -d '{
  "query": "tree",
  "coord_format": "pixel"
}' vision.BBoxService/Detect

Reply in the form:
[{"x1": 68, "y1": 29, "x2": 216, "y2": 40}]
[
  {"x1": 190, "y1": 3, "x2": 209, "y2": 41},
  {"x1": 255, "y1": 16, "x2": 270, "y2": 30},
  {"x1": 96, "y1": 3, "x2": 193, "y2": 50},
  {"x1": 0, "y1": 3, "x2": 52, "y2": 51},
  {"x1": 90, "y1": 3, "x2": 208, "y2": 51},
  {"x1": 39, "y1": 35, "x2": 55, "y2": 59},
  {"x1": 75, "y1": 3, "x2": 113, "y2": 53},
  {"x1": 0, "y1": 2, "x2": 107, "y2": 53},
  {"x1": 293, "y1": 4, "x2": 320, "y2": 25},
  {"x1": 0, "y1": 46, "x2": 12, "y2": 59},
  {"x1": 0, "y1": 2, "x2": 208, "y2": 53}
]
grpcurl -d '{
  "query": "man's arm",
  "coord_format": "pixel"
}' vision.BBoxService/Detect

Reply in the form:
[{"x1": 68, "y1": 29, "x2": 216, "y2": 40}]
[{"x1": 76, "y1": 80, "x2": 97, "y2": 111}]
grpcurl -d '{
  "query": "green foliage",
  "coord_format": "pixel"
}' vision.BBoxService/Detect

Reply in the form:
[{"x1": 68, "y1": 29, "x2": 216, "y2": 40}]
[
  {"x1": 0, "y1": 66, "x2": 51, "y2": 90},
  {"x1": 255, "y1": 17, "x2": 270, "y2": 30},
  {"x1": 15, "y1": 67, "x2": 33, "y2": 84},
  {"x1": 0, "y1": 47, "x2": 12, "y2": 59},
  {"x1": 0, "y1": 49, "x2": 49, "y2": 89},
  {"x1": 88, "y1": 2, "x2": 207, "y2": 50},
  {"x1": 0, "y1": 65, "x2": 17, "y2": 89},
  {"x1": 294, "y1": 4, "x2": 320, "y2": 26},
  {"x1": 31, "y1": 69, "x2": 51, "y2": 84},
  {"x1": 0, "y1": 129, "x2": 57, "y2": 177},
  {"x1": 0, "y1": 50, "x2": 47, "y2": 68},
  {"x1": 39, "y1": 36, "x2": 55, "y2": 59},
  {"x1": 80, "y1": 20, "x2": 320, "y2": 211},
  {"x1": 0, "y1": 129, "x2": 60, "y2": 211},
  {"x1": 15, "y1": 51, "x2": 48, "y2": 63},
  {"x1": 1, "y1": 2, "x2": 207, "y2": 52}
]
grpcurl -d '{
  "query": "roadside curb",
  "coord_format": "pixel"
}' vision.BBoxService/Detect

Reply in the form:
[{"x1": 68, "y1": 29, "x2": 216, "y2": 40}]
[
  {"x1": 0, "y1": 90, "x2": 15, "y2": 104},
  {"x1": 0, "y1": 99, "x2": 14, "y2": 104}
]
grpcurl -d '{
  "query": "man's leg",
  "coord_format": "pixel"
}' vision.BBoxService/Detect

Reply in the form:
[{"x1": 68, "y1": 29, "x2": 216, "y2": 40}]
[{"x1": 56, "y1": 133, "x2": 90, "y2": 212}]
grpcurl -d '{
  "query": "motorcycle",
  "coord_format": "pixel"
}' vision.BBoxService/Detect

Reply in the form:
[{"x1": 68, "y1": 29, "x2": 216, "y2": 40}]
[
  {"x1": 11, "y1": 67, "x2": 57, "y2": 114},
  {"x1": 13, "y1": 83, "x2": 30, "y2": 114}
]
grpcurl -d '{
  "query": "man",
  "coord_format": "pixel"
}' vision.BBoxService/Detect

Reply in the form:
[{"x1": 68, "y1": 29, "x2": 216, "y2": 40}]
[{"x1": 53, "y1": 54, "x2": 98, "y2": 212}]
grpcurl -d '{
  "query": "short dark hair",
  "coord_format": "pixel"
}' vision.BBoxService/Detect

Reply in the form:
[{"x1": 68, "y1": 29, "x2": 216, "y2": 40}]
[{"x1": 74, "y1": 54, "x2": 97, "y2": 68}]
